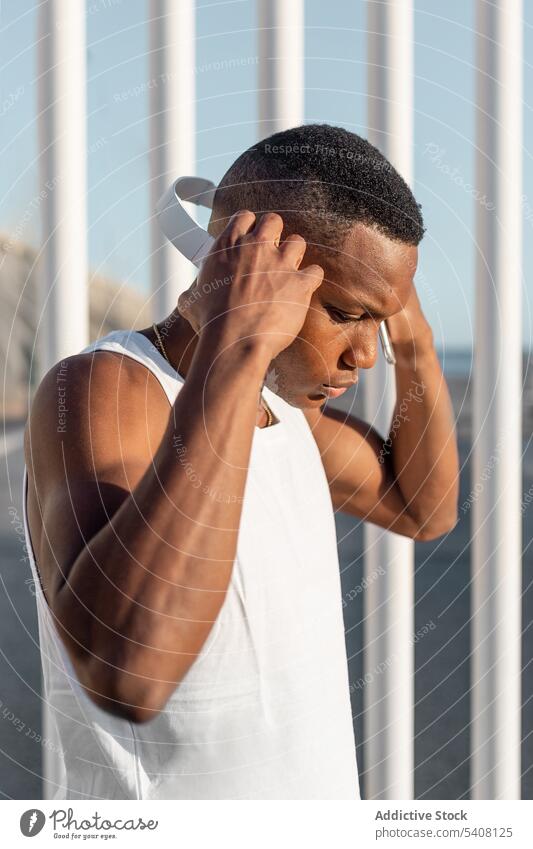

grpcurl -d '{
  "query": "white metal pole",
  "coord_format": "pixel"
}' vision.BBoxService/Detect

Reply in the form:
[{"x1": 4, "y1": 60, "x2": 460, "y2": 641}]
[
  {"x1": 472, "y1": 0, "x2": 522, "y2": 800},
  {"x1": 364, "y1": 0, "x2": 414, "y2": 800},
  {"x1": 149, "y1": 0, "x2": 196, "y2": 318},
  {"x1": 37, "y1": 0, "x2": 88, "y2": 799},
  {"x1": 258, "y1": 0, "x2": 304, "y2": 135},
  {"x1": 37, "y1": 0, "x2": 89, "y2": 375}
]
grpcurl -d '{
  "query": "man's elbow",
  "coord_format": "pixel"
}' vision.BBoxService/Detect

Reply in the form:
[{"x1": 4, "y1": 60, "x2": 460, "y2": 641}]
[
  {"x1": 91, "y1": 690, "x2": 164, "y2": 726},
  {"x1": 411, "y1": 510, "x2": 459, "y2": 542},
  {"x1": 78, "y1": 658, "x2": 169, "y2": 725}
]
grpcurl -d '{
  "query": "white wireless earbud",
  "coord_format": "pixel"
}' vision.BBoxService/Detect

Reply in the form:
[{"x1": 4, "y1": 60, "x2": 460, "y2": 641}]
[{"x1": 155, "y1": 177, "x2": 396, "y2": 365}]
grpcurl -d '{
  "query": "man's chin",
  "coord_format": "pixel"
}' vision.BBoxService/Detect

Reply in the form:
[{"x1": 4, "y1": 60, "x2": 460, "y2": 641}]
[{"x1": 276, "y1": 389, "x2": 326, "y2": 410}]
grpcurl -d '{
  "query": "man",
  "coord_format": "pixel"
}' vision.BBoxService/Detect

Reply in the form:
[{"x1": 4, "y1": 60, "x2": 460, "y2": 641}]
[{"x1": 23, "y1": 123, "x2": 459, "y2": 800}]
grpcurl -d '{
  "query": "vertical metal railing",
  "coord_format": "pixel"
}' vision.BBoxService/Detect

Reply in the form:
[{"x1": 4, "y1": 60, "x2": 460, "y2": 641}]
[
  {"x1": 258, "y1": 0, "x2": 304, "y2": 136},
  {"x1": 149, "y1": 0, "x2": 196, "y2": 316},
  {"x1": 364, "y1": 0, "x2": 415, "y2": 800},
  {"x1": 37, "y1": 0, "x2": 89, "y2": 799},
  {"x1": 472, "y1": 0, "x2": 523, "y2": 800},
  {"x1": 37, "y1": 0, "x2": 89, "y2": 372}
]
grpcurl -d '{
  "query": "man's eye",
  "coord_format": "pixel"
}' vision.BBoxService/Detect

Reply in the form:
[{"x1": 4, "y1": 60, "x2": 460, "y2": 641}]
[{"x1": 326, "y1": 306, "x2": 363, "y2": 323}]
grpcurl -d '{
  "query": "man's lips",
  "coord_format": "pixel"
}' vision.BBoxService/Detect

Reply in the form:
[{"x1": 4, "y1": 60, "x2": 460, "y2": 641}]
[
  {"x1": 319, "y1": 379, "x2": 358, "y2": 399},
  {"x1": 321, "y1": 385, "x2": 348, "y2": 399}
]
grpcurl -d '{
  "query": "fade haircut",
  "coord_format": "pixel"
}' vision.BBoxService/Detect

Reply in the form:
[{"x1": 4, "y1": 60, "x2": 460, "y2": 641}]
[{"x1": 211, "y1": 123, "x2": 425, "y2": 250}]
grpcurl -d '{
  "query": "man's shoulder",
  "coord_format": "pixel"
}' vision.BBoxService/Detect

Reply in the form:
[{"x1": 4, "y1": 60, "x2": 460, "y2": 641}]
[
  {"x1": 36, "y1": 341, "x2": 162, "y2": 405},
  {"x1": 26, "y1": 342, "x2": 169, "y2": 456}
]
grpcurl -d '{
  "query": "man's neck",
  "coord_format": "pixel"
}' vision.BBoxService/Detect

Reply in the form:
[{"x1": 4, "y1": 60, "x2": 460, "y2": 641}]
[
  {"x1": 139, "y1": 310, "x2": 273, "y2": 428},
  {"x1": 140, "y1": 309, "x2": 198, "y2": 379}
]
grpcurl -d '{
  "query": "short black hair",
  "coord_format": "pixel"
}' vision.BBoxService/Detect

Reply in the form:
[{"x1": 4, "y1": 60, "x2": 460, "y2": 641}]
[{"x1": 212, "y1": 123, "x2": 425, "y2": 248}]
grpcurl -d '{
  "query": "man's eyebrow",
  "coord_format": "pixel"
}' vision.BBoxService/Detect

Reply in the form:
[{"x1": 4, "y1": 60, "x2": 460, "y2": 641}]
[{"x1": 337, "y1": 296, "x2": 386, "y2": 317}]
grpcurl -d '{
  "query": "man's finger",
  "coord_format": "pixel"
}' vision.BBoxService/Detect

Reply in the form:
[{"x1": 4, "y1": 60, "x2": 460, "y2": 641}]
[
  {"x1": 279, "y1": 233, "x2": 307, "y2": 267},
  {"x1": 299, "y1": 263, "x2": 324, "y2": 292},
  {"x1": 253, "y1": 212, "x2": 284, "y2": 246},
  {"x1": 222, "y1": 209, "x2": 257, "y2": 245}
]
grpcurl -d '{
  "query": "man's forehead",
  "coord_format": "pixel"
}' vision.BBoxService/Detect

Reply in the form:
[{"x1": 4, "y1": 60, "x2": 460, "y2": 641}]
[{"x1": 318, "y1": 222, "x2": 417, "y2": 314}]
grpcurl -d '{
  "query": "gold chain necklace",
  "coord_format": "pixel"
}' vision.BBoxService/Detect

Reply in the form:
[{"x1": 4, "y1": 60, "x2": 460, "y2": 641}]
[{"x1": 151, "y1": 323, "x2": 274, "y2": 428}]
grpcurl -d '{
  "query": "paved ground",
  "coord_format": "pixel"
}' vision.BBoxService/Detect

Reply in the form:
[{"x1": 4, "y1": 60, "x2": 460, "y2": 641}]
[{"x1": 0, "y1": 422, "x2": 42, "y2": 799}]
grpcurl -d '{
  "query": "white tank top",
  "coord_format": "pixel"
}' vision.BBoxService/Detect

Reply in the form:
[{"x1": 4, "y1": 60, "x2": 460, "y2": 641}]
[{"x1": 22, "y1": 329, "x2": 360, "y2": 800}]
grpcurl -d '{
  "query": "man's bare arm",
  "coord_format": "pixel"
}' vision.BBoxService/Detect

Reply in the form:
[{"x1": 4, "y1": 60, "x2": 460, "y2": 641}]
[
  {"x1": 25, "y1": 211, "x2": 323, "y2": 724},
  {"x1": 381, "y1": 285, "x2": 459, "y2": 535},
  {"x1": 304, "y1": 287, "x2": 459, "y2": 541},
  {"x1": 304, "y1": 406, "x2": 427, "y2": 538}
]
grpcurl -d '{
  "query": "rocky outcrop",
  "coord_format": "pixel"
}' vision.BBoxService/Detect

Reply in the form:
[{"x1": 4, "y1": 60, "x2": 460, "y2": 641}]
[{"x1": 0, "y1": 235, "x2": 151, "y2": 421}]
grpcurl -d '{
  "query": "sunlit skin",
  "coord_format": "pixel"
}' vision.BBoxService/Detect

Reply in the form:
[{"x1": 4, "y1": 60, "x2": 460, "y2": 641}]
[
  {"x1": 24, "y1": 206, "x2": 459, "y2": 724},
  {"x1": 135, "y1": 222, "x2": 416, "y2": 410},
  {"x1": 267, "y1": 223, "x2": 416, "y2": 407},
  {"x1": 137, "y1": 210, "x2": 456, "y2": 543}
]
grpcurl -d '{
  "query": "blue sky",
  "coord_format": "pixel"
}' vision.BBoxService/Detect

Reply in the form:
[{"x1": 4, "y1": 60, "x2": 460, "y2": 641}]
[{"x1": 1, "y1": 0, "x2": 532, "y2": 349}]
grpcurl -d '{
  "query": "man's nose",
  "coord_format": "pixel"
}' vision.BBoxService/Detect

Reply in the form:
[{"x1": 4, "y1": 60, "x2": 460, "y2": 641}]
[{"x1": 341, "y1": 329, "x2": 379, "y2": 370}]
